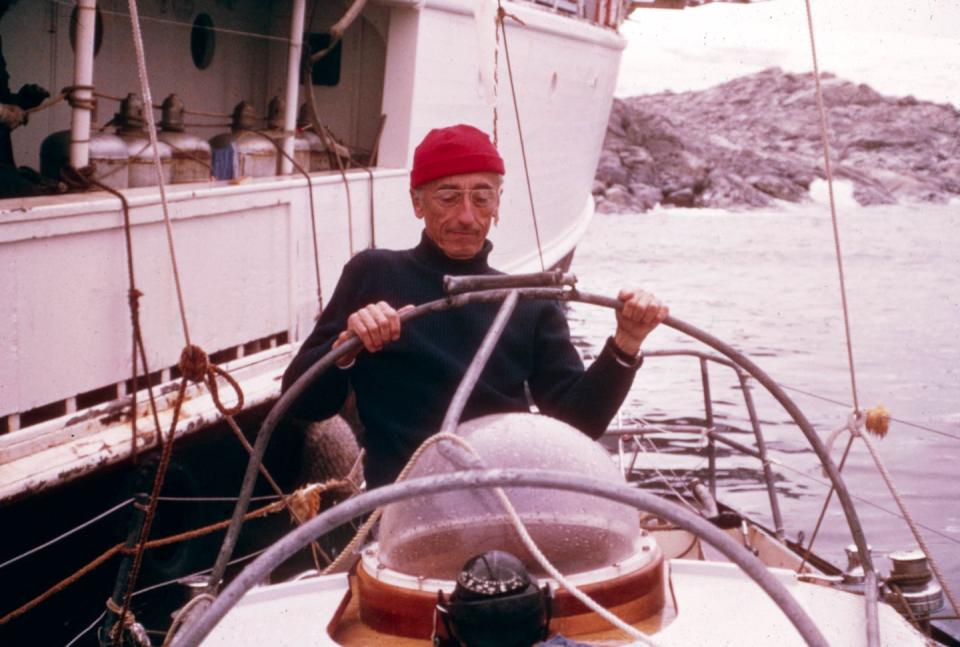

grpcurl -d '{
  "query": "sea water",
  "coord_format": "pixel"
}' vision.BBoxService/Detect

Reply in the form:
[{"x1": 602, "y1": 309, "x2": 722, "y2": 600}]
[{"x1": 566, "y1": 194, "x2": 960, "y2": 633}]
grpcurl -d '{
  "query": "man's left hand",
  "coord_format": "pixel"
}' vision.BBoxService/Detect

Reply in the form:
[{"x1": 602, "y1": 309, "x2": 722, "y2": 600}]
[{"x1": 613, "y1": 288, "x2": 668, "y2": 357}]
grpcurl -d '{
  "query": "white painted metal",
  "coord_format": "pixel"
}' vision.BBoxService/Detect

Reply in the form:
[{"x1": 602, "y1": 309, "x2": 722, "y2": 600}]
[
  {"x1": 0, "y1": 169, "x2": 408, "y2": 419},
  {"x1": 281, "y1": 0, "x2": 306, "y2": 175},
  {"x1": 199, "y1": 559, "x2": 927, "y2": 646},
  {"x1": 0, "y1": 0, "x2": 626, "y2": 501},
  {"x1": 69, "y1": 0, "x2": 97, "y2": 168}
]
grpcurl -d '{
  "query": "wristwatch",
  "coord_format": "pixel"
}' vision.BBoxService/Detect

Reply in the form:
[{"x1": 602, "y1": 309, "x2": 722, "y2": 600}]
[{"x1": 607, "y1": 337, "x2": 644, "y2": 369}]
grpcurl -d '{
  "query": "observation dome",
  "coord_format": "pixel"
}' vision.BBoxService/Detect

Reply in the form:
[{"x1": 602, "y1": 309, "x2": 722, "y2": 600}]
[{"x1": 378, "y1": 413, "x2": 642, "y2": 579}]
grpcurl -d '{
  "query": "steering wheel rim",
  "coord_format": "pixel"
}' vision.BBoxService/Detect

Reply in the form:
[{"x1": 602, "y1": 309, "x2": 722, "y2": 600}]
[
  {"x1": 202, "y1": 285, "x2": 877, "y2": 643},
  {"x1": 172, "y1": 468, "x2": 830, "y2": 647}
]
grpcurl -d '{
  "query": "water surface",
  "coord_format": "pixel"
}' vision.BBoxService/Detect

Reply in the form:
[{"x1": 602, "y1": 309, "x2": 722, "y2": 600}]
[{"x1": 568, "y1": 200, "x2": 960, "y2": 630}]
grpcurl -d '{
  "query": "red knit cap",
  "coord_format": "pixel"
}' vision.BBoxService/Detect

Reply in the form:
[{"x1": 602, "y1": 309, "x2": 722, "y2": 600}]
[{"x1": 410, "y1": 124, "x2": 505, "y2": 188}]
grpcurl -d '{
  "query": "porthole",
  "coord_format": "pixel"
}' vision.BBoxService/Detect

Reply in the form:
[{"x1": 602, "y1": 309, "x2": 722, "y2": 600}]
[
  {"x1": 304, "y1": 33, "x2": 342, "y2": 87},
  {"x1": 190, "y1": 13, "x2": 216, "y2": 70},
  {"x1": 69, "y1": 6, "x2": 104, "y2": 58}
]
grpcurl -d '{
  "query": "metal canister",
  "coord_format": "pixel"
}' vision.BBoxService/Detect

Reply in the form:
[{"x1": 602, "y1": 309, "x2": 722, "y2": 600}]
[
  {"x1": 114, "y1": 93, "x2": 173, "y2": 187},
  {"x1": 884, "y1": 549, "x2": 944, "y2": 622},
  {"x1": 263, "y1": 96, "x2": 310, "y2": 173},
  {"x1": 209, "y1": 100, "x2": 276, "y2": 178},
  {"x1": 158, "y1": 94, "x2": 212, "y2": 184},
  {"x1": 297, "y1": 103, "x2": 331, "y2": 172},
  {"x1": 40, "y1": 129, "x2": 130, "y2": 190}
]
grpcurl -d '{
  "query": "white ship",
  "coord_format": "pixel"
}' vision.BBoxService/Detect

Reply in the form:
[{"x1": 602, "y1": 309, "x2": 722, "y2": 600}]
[
  {"x1": 0, "y1": 0, "x2": 624, "y2": 501},
  {"x1": 0, "y1": 2, "x2": 954, "y2": 646}
]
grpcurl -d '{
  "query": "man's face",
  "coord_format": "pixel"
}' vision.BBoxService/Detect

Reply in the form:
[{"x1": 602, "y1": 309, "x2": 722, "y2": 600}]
[{"x1": 411, "y1": 172, "x2": 502, "y2": 259}]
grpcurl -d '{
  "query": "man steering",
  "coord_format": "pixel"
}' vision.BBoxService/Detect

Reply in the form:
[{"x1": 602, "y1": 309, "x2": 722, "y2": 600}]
[{"x1": 283, "y1": 124, "x2": 667, "y2": 488}]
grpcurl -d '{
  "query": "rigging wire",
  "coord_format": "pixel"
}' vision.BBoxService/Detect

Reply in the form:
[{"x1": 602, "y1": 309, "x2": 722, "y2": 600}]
[
  {"x1": 803, "y1": 0, "x2": 860, "y2": 413},
  {"x1": 497, "y1": 2, "x2": 546, "y2": 272},
  {"x1": 773, "y1": 459, "x2": 960, "y2": 548},
  {"x1": 778, "y1": 383, "x2": 960, "y2": 442},
  {"x1": 59, "y1": 547, "x2": 268, "y2": 647},
  {"x1": 63, "y1": 610, "x2": 107, "y2": 647},
  {"x1": 802, "y1": 0, "x2": 959, "y2": 619},
  {"x1": 49, "y1": 0, "x2": 293, "y2": 44},
  {"x1": 0, "y1": 498, "x2": 134, "y2": 571}
]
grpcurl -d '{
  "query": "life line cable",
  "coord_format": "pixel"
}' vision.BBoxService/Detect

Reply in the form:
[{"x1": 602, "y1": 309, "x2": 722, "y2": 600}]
[{"x1": 802, "y1": 0, "x2": 959, "y2": 622}]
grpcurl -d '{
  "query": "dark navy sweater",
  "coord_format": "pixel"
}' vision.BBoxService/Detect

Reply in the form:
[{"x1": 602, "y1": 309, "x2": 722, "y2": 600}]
[{"x1": 282, "y1": 232, "x2": 639, "y2": 487}]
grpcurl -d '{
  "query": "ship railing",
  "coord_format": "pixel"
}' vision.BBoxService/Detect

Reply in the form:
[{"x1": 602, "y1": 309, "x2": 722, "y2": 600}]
[{"x1": 604, "y1": 347, "x2": 786, "y2": 540}]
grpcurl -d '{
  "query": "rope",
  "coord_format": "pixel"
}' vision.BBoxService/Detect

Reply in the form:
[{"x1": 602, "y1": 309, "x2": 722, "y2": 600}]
[
  {"x1": 63, "y1": 84, "x2": 97, "y2": 112},
  {"x1": 497, "y1": 3, "x2": 545, "y2": 271},
  {"x1": 239, "y1": 130, "x2": 323, "y2": 308},
  {"x1": 797, "y1": 433, "x2": 854, "y2": 573},
  {"x1": 104, "y1": 596, "x2": 144, "y2": 644},
  {"x1": 300, "y1": 69, "x2": 355, "y2": 259},
  {"x1": 116, "y1": 376, "x2": 189, "y2": 641},
  {"x1": 155, "y1": 494, "x2": 282, "y2": 503},
  {"x1": 803, "y1": 0, "x2": 860, "y2": 413},
  {"x1": 0, "y1": 498, "x2": 133, "y2": 571},
  {"x1": 492, "y1": 7, "x2": 501, "y2": 148},
  {"x1": 856, "y1": 419, "x2": 960, "y2": 618},
  {"x1": 60, "y1": 166, "x2": 168, "y2": 464},
  {"x1": 162, "y1": 594, "x2": 215, "y2": 647},
  {"x1": 0, "y1": 544, "x2": 123, "y2": 625},
  {"x1": 178, "y1": 346, "x2": 244, "y2": 417},
  {"x1": 24, "y1": 91, "x2": 66, "y2": 115},
  {"x1": 127, "y1": 0, "x2": 191, "y2": 348},
  {"x1": 0, "y1": 481, "x2": 353, "y2": 627},
  {"x1": 219, "y1": 409, "x2": 334, "y2": 567}
]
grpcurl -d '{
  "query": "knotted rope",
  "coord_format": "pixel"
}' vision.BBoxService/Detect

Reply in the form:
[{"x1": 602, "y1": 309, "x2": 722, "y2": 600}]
[
  {"x1": 178, "y1": 346, "x2": 244, "y2": 417},
  {"x1": 63, "y1": 84, "x2": 97, "y2": 113},
  {"x1": 104, "y1": 597, "x2": 150, "y2": 646}
]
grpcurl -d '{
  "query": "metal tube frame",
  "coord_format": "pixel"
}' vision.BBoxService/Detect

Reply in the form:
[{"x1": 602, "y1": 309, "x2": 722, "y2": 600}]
[
  {"x1": 621, "y1": 347, "x2": 788, "y2": 539},
  {"x1": 204, "y1": 284, "x2": 879, "y2": 640},
  {"x1": 173, "y1": 469, "x2": 829, "y2": 647}
]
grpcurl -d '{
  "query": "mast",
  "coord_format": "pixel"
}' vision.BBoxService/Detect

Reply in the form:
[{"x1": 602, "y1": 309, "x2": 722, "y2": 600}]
[
  {"x1": 281, "y1": 0, "x2": 306, "y2": 175},
  {"x1": 69, "y1": 0, "x2": 97, "y2": 168}
]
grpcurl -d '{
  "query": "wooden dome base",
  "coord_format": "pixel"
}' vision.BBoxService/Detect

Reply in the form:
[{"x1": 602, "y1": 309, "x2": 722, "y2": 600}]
[{"x1": 349, "y1": 544, "x2": 665, "y2": 640}]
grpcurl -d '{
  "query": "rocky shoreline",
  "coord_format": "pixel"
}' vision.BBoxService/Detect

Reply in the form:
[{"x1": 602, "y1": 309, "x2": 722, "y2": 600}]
[{"x1": 594, "y1": 67, "x2": 960, "y2": 213}]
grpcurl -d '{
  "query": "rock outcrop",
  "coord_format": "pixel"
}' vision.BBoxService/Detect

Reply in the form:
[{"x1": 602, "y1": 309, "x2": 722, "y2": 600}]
[{"x1": 594, "y1": 67, "x2": 960, "y2": 212}]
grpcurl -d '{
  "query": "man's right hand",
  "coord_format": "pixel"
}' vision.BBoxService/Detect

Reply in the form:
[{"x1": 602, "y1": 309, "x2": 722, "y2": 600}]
[{"x1": 332, "y1": 301, "x2": 413, "y2": 367}]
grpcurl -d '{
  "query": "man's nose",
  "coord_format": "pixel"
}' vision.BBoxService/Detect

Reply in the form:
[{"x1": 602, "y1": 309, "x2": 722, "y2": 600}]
[{"x1": 454, "y1": 195, "x2": 480, "y2": 224}]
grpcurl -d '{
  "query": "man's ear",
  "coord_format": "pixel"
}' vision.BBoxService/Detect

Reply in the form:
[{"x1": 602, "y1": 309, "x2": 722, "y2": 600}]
[{"x1": 410, "y1": 188, "x2": 424, "y2": 219}]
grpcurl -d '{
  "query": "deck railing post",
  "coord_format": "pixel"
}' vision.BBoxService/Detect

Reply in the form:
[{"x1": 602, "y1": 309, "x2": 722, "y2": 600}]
[
  {"x1": 739, "y1": 373, "x2": 786, "y2": 540},
  {"x1": 699, "y1": 357, "x2": 717, "y2": 498}
]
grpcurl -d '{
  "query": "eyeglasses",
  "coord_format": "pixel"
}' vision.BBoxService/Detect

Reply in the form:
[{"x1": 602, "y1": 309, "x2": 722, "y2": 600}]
[{"x1": 431, "y1": 188, "x2": 500, "y2": 211}]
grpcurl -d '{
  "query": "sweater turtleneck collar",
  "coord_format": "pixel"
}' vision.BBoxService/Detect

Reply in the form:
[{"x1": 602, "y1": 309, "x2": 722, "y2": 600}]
[{"x1": 411, "y1": 230, "x2": 494, "y2": 275}]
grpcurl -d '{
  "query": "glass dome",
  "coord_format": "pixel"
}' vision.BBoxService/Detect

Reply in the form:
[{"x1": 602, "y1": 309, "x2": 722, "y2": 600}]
[{"x1": 378, "y1": 413, "x2": 641, "y2": 579}]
